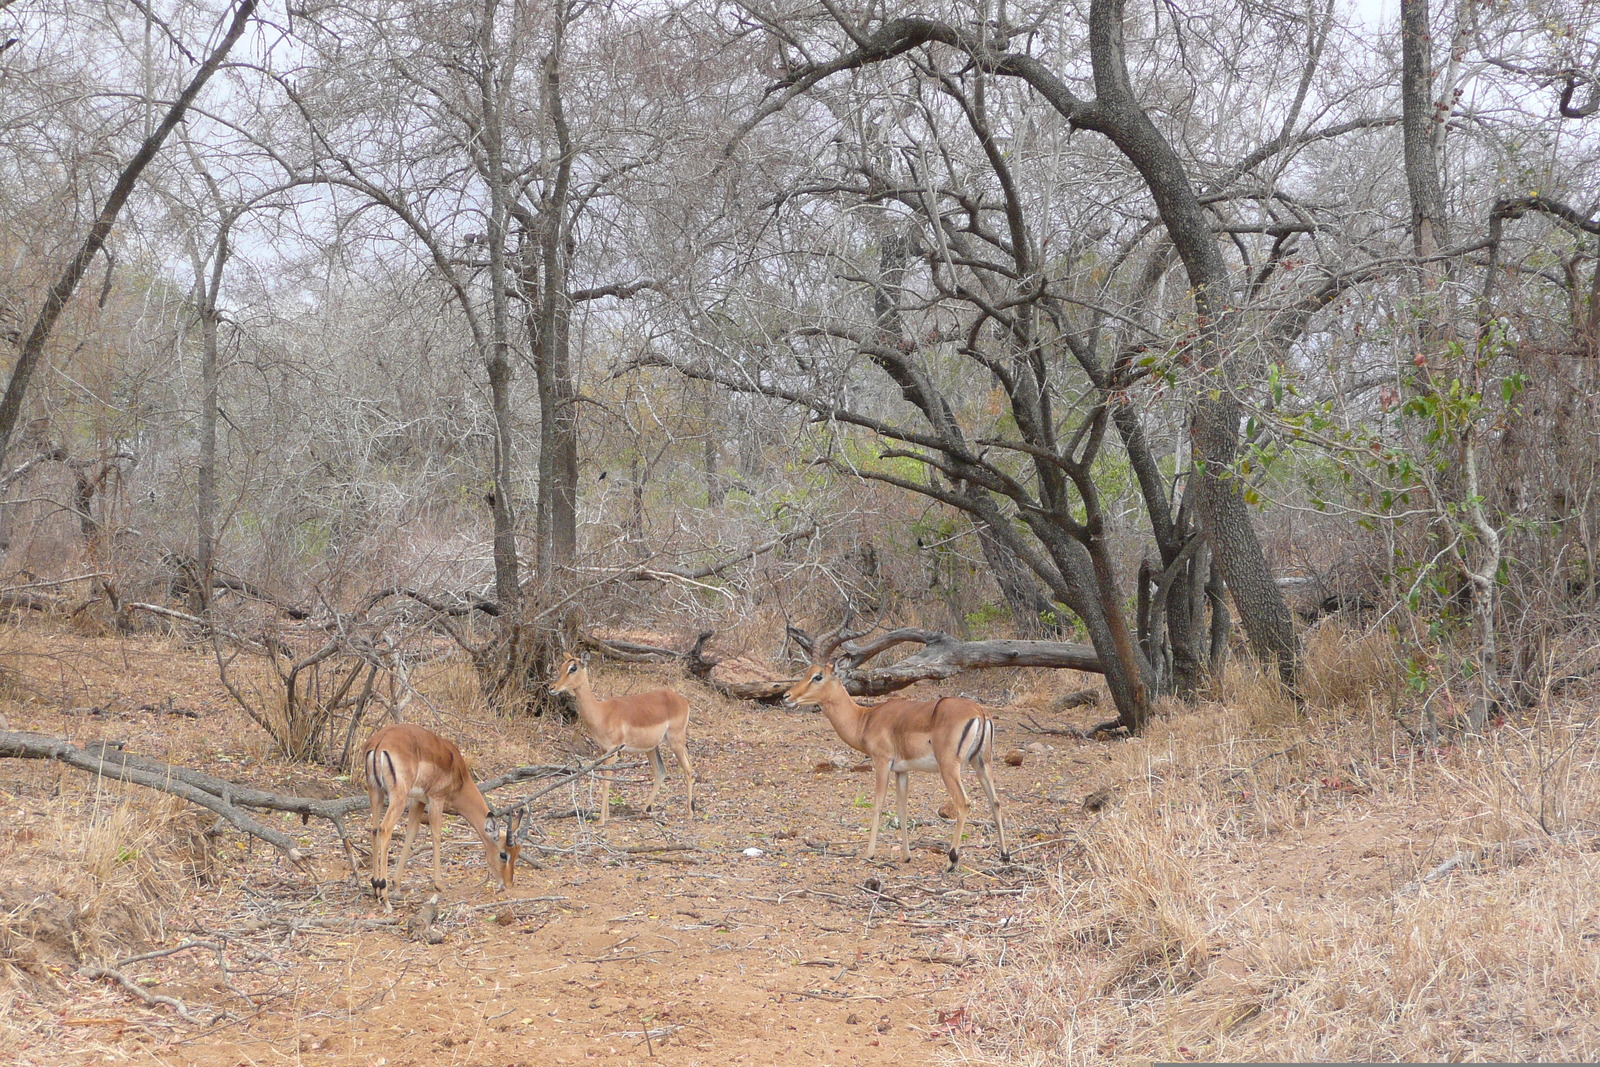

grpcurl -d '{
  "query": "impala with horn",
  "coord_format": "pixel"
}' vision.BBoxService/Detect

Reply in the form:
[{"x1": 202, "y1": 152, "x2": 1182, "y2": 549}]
[
  {"x1": 547, "y1": 653, "x2": 696, "y2": 823},
  {"x1": 784, "y1": 618, "x2": 1009, "y2": 871},
  {"x1": 361, "y1": 723, "x2": 520, "y2": 911}
]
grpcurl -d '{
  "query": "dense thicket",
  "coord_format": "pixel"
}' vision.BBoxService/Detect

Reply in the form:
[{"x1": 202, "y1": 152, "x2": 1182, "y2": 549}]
[{"x1": 2, "y1": 0, "x2": 1596, "y2": 740}]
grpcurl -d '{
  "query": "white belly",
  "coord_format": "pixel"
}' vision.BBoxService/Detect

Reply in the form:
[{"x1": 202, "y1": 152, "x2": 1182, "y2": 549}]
[{"x1": 890, "y1": 753, "x2": 940, "y2": 774}]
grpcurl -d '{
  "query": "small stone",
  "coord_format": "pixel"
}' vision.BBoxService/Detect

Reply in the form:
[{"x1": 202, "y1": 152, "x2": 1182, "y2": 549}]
[
  {"x1": 742, "y1": 847, "x2": 764, "y2": 858},
  {"x1": 1003, "y1": 749, "x2": 1026, "y2": 767}
]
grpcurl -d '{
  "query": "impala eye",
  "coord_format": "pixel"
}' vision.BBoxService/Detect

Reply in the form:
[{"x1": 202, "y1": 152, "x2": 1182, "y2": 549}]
[
  {"x1": 812, "y1": 673, "x2": 822, "y2": 682},
  {"x1": 568, "y1": 663, "x2": 577, "y2": 673}
]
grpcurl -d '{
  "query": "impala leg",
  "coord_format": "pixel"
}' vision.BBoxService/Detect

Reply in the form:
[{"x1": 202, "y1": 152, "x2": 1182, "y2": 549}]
[
  {"x1": 643, "y1": 746, "x2": 667, "y2": 814},
  {"x1": 425, "y1": 796, "x2": 447, "y2": 891},
  {"x1": 895, "y1": 770, "x2": 911, "y2": 863},
  {"x1": 938, "y1": 762, "x2": 973, "y2": 873},
  {"x1": 865, "y1": 759, "x2": 891, "y2": 861},
  {"x1": 974, "y1": 749, "x2": 1010, "y2": 862},
  {"x1": 365, "y1": 783, "x2": 386, "y2": 889},
  {"x1": 668, "y1": 729, "x2": 696, "y2": 814},
  {"x1": 370, "y1": 795, "x2": 409, "y2": 912},
  {"x1": 596, "y1": 751, "x2": 615, "y2": 826},
  {"x1": 391, "y1": 800, "x2": 427, "y2": 894}
]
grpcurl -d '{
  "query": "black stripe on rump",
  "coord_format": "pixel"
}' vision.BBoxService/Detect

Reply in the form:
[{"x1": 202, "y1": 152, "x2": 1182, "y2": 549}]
[
  {"x1": 370, "y1": 749, "x2": 398, "y2": 799},
  {"x1": 956, "y1": 716, "x2": 980, "y2": 762}
]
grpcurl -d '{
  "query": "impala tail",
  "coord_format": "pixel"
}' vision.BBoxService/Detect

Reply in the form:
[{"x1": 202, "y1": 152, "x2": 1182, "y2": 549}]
[{"x1": 956, "y1": 714, "x2": 994, "y2": 766}]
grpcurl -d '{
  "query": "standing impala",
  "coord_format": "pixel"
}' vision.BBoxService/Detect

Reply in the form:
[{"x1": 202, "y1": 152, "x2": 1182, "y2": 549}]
[
  {"x1": 361, "y1": 723, "x2": 519, "y2": 911},
  {"x1": 784, "y1": 631, "x2": 1009, "y2": 871},
  {"x1": 548, "y1": 653, "x2": 696, "y2": 823}
]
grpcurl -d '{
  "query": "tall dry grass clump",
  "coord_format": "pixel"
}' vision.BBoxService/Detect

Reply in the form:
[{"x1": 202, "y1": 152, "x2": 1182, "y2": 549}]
[
  {"x1": 959, "y1": 642, "x2": 1600, "y2": 1065},
  {"x1": 0, "y1": 787, "x2": 214, "y2": 991},
  {"x1": 1301, "y1": 619, "x2": 1405, "y2": 709}
]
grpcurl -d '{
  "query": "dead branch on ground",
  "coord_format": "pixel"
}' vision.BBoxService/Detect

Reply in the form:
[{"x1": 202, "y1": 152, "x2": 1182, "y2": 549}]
[{"x1": 0, "y1": 729, "x2": 639, "y2": 876}]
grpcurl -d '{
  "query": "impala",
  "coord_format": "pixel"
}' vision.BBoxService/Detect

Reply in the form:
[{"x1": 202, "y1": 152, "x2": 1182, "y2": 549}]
[
  {"x1": 361, "y1": 723, "x2": 519, "y2": 911},
  {"x1": 548, "y1": 653, "x2": 696, "y2": 823},
  {"x1": 784, "y1": 640, "x2": 1009, "y2": 871}
]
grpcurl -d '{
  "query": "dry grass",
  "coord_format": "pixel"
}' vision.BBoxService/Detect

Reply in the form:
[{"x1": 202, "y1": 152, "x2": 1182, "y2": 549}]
[
  {"x1": 4, "y1": 617, "x2": 1599, "y2": 1063},
  {"x1": 958, "y1": 654, "x2": 1600, "y2": 1064},
  {"x1": 0, "y1": 784, "x2": 213, "y2": 1003}
]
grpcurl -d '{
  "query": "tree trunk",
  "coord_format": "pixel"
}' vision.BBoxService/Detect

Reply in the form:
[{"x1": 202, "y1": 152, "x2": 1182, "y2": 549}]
[
  {"x1": 479, "y1": 0, "x2": 522, "y2": 611},
  {"x1": 195, "y1": 296, "x2": 219, "y2": 613},
  {"x1": 185, "y1": 178, "x2": 233, "y2": 617},
  {"x1": 1083, "y1": 0, "x2": 1298, "y2": 689},
  {"x1": 487, "y1": 349, "x2": 521, "y2": 609},
  {"x1": 972, "y1": 517, "x2": 1060, "y2": 638},
  {"x1": 1400, "y1": 0, "x2": 1451, "y2": 260},
  {"x1": 533, "y1": 44, "x2": 579, "y2": 576}
]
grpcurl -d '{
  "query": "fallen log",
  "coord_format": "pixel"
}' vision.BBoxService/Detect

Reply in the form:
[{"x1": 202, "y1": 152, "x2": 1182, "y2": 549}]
[
  {"x1": 579, "y1": 625, "x2": 1107, "y2": 702},
  {"x1": 836, "y1": 630, "x2": 1102, "y2": 696},
  {"x1": 0, "y1": 729, "x2": 636, "y2": 876},
  {"x1": 0, "y1": 730, "x2": 315, "y2": 868},
  {"x1": 790, "y1": 624, "x2": 1103, "y2": 697},
  {"x1": 0, "y1": 589, "x2": 62, "y2": 613}
]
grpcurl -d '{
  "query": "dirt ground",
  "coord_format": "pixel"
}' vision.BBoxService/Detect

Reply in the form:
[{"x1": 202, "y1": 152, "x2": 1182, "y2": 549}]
[{"x1": 0, "y1": 627, "x2": 1099, "y2": 1067}]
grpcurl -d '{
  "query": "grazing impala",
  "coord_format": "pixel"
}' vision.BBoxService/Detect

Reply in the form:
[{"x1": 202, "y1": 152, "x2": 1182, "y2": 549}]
[
  {"x1": 548, "y1": 653, "x2": 696, "y2": 823},
  {"x1": 361, "y1": 723, "x2": 519, "y2": 911},
  {"x1": 784, "y1": 641, "x2": 1009, "y2": 871}
]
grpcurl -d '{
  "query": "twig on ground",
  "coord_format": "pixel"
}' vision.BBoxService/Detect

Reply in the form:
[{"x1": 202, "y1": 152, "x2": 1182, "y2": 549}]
[
  {"x1": 461, "y1": 895, "x2": 570, "y2": 913},
  {"x1": 79, "y1": 965, "x2": 210, "y2": 1024},
  {"x1": 1395, "y1": 828, "x2": 1600, "y2": 894},
  {"x1": 115, "y1": 940, "x2": 253, "y2": 1008},
  {"x1": 1019, "y1": 713, "x2": 1088, "y2": 738}
]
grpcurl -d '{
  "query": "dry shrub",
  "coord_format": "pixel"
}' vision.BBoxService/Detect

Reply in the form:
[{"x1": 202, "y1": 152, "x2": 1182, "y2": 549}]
[
  {"x1": 1206, "y1": 653, "x2": 1301, "y2": 727},
  {"x1": 959, "y1": 638, "x2": 1600, "y2": 1065},
  {"x1": 1201, "y1": 852, "x2": 1600, "y2": 1062},
  {"x1": 1443, "y1": 714, "x2": 1600, "y2": 845},
  {"x1": 413, "y1": 651, "x2": 489, "y2": 719}
]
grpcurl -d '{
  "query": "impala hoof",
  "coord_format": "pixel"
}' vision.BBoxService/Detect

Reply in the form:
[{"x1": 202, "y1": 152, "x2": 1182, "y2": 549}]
[
  {"x1": 999, "y1": 850, "x2": 1013, "y2": 864},
  {"x1": 946, "y1": 847, "x2": 960, "y2": 872}
]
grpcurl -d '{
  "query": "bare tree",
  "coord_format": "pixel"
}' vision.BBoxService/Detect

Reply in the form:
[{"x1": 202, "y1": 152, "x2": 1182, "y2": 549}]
[
  {"x1": 0, "y1": 0, "x2": 258, "y2": 477},
  {"x1": 722, "y1": 0, "x2": 1305, "y2": 690}
]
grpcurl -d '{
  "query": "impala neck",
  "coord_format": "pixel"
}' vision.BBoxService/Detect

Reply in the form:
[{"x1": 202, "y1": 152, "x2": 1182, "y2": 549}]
[
  {"x1": 564, "y1": 672, "x2": 606, "y2": 726},
  {"x1": 455, "y1": 785, "x2": 509, "y2": 877},
  {"x1": 454, "y1": 786, "x2": 492, "y2": 842},
  {"x1": 814, "y1": 676, "x2": 871, "y2": 753}
]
